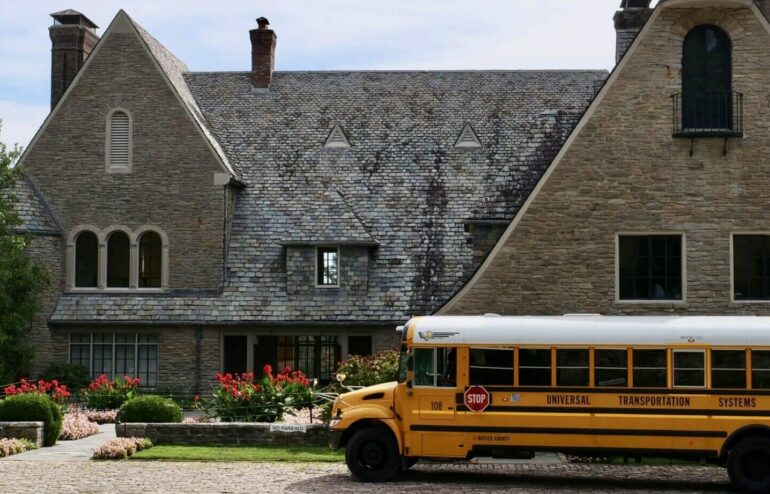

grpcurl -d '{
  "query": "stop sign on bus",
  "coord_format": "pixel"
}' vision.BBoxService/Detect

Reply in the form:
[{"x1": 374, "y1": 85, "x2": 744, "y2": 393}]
[{"x1": 463, "y1": 385, "x2": 490, "y2": 412}]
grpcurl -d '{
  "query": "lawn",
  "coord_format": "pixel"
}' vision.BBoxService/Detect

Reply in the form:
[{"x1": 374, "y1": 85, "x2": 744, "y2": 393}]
[{"x1": 131, "y1": 445, "x2": 344, "y2": 462}]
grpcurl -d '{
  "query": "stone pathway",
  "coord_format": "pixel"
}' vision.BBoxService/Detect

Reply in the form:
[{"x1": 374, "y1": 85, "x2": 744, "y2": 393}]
[{"x1": 2, "y1": 423, "x2": 114, "y2": 462}]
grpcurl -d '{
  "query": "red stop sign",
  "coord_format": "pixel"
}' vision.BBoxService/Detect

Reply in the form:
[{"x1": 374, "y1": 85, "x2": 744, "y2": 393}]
[{"x1": 464, "y1": 386, "x2": 490, "y2": 412}]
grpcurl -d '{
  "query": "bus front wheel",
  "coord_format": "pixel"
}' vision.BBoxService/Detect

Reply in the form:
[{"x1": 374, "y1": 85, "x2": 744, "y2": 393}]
[
  {"x1": 728, "y1": 437, "x2": 770, "y2": 494},
  {"x1": 345, "y1": 427, "x2": 400, "y2": 482}
]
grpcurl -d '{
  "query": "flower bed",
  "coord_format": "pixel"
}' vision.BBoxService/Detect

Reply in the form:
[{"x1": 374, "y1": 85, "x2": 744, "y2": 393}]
[
  {"x1": 81, "y1": 375, "x2": 140, "y2": 410},
  {"x1": 83, "y1": 409, "x2": 118, "y2": 424},
  {"x1": 3, "y1": 378, "x2": 71, "y2": 405},
  {"x1": 0, "y1": 438, "x2": 36, "y2": 458},
  {"x1": 93, "y1": 437, "x2": 152, "y2": 460},
  {"x1": 60, "y1": 411, "x2": 101, "y2": 440},
  {"x1": 198, "y1": 366, "x2": 313, "y2": 423}
]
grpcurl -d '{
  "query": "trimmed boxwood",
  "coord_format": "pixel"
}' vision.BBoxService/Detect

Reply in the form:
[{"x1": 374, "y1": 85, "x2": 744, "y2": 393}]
[
  {"x1": 118, "y1": 395, "x2": 182, "y2": 423},
  {"x1": 0, "y1": 393, "x2": 63, "y2": 446}
]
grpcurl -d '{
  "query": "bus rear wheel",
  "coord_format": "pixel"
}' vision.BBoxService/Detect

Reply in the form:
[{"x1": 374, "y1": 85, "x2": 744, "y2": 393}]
[
  {"x1": 345, "y1": 427, "x2": 400, "y2": 482},
  {"x1": 728, "y1": 437, "x2": 770, "y2": 494}
]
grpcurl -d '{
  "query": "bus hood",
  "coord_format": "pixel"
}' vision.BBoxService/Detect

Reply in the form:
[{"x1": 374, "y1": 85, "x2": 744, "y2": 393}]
[{"x1": 332, "y1": 381, "x2": 397, "y2": 421}]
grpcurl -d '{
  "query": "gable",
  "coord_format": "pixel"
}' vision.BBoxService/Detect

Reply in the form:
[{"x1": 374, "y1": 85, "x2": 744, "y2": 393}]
[{"x1": 440, "y1": 0, "x2": 770, "y2": 315}]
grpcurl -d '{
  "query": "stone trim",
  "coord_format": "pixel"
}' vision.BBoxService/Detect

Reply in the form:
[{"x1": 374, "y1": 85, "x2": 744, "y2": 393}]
[
  {"x1": 115, "y1": 422, "x2": 328, "y2": 447},
  {"x1": 729, "y1": 232, "x2": 770, "y2": 304},
  {"x1": 67, "y1": 224, "x2": 169, "y2": 291},
  {"x1": 0, "y1": 421, "x2": 44, "y2": 448},
  {"x1": 105, "y1": 107, "x2": 133, "y2": 174},
  {"x1": 614, "y1": 232, "x2": 688, "y2": 305}
]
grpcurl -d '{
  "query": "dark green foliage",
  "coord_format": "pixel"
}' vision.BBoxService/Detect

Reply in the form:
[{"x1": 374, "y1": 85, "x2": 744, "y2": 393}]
[
  {"x1": 0, "y1": 120, "x2": 48, "y2": 384},
  {"x1": 118, "y1": 395, "x2": 183, "y2": 423},
  {"x1": 0, "y1": 393, "x2": 63, "y2": 446},
  {"x1": 39, "y1": 363, "x2": 90, "y2": 390}
]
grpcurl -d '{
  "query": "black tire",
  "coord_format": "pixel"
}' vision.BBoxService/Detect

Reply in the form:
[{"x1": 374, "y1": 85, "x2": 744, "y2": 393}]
[
  {"x1": 727, "y1": 437, "x2": 770, "y2": 494},
  {"x1": 403, "y1": 457, "x2": 419, "y2": 471},
  {"x1": 345, "y1": 427, "x2": 400, "y2": 482}
]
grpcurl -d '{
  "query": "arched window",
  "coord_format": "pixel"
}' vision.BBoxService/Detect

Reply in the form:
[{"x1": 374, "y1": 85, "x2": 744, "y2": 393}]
[
  {"x1": 106, "y1": 231, "x2": 130, "y2": 288},
  {"x1": 74, "y1": 231, "x2": 98, "y2": 288},
  {"x1": 138, "y1": 231, "x2": 162, "y2": 288},
  {"x1": 107, "y1": 110, "x2": 131, "y2": 171},
  {"x1": 682, "y1": 25, "x2": 732, "y2": 130}
]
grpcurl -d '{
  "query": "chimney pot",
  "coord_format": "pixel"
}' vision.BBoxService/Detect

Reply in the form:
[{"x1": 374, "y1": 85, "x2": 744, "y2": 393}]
[{"x1": 250, "y1": 17, "x2": 276, "y2": 90}]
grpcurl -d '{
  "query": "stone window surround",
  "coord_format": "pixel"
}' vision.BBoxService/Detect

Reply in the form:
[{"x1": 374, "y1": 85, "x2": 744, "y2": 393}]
[
  {"x1": 105, "y1": 107, "x2": 133, "y2": 174},
  {"x1": 66, "y1": 224, "x2": 169, "y2": 292},
  {"x1": 314, "y1": 246, "x2": 341, "y2": 288},
  {"x1": 730, "y1": 232, "x2": 770, "y2": 304},
  {"x1": 614, "y1": 232, "x2": 688, "y2": 305}
]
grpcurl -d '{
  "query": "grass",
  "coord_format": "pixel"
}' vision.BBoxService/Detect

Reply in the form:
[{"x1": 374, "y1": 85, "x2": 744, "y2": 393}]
[{"x1": 131, "y1": 445, "x2": 344, "y2": 462}]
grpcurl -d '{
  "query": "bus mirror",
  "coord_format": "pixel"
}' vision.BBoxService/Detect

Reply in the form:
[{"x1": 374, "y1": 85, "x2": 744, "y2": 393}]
[
  {"x1": 407, "y1": 355, "x2": 413, "y2": 371},
  {"x1": 406, "y1": 380, "x2": 413, "y2": 389}
]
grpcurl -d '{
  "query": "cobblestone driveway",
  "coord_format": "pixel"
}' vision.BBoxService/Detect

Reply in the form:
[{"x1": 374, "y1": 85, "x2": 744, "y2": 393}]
[{"x1": 0, "y1": 461, "x2": 734, "y2": 493}]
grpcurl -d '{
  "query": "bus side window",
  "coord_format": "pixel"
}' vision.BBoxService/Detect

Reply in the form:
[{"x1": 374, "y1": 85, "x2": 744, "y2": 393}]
[
  {"x1": 413, "y1": 348, "x2": 435, "y2": 386},
  {"x1": 711, "y1": 350, "x2": 746, "y2": 389},
  {"x1": 673, "y1": 350, "x2": 705, "y2": 388},
  {"x1": 751, "y1": 351, "x2": 770, "y2": 389},
  {"x1": 519, "y1": 349, "x2": 551, "y2": 386},
  {"x1": 437, "y1": 348, "x2": 456, "y2": 387},
  {"x1": 557, "y1": 349, "x2": 589, "y2": 386},
  {"x1": 469, "y1": 348, "x2": 514, "y2": 385},
  {"x1": 633, "y1": 349, "x2": 667, "y2": 388},
  {"x1": 595, "y1": 349, "x2": 627, "y2": 387}
]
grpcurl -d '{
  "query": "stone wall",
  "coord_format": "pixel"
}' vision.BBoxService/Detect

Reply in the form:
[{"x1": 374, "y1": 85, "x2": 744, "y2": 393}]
[
  {"x1": 116, "y1": 422, "x2": 328, "y2": 447},
  {"x1": 0, "y1": 422, "x2": 44, "y2": 448},
  {"x1": 22, "y1": 29, "x2": 228, "y2": 291},
  {"x1": 447, "y1": 5, "x2": 770, "y2": 316},
  {"x1": 25, "y1": 235, "x2": 64, "y2": 377}
]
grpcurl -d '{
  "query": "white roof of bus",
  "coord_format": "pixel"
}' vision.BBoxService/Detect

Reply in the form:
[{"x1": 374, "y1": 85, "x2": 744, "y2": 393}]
[{"x1": 408, "y1": 315, "x2": 770, "y2": 347}]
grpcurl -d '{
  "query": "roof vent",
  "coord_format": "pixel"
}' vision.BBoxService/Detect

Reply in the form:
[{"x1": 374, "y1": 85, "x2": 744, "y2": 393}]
[
  {"x1": 454, "y1": 124, "x2": 482, "y2": 148},
  {"x1": 324, "y1": 124, "x2": 351, "y2": 148}
]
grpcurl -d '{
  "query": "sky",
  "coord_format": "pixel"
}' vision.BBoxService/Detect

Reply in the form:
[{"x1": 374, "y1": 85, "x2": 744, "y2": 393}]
[{"x1": 0, "y1": 0, "x2": 660, "y2": 149}]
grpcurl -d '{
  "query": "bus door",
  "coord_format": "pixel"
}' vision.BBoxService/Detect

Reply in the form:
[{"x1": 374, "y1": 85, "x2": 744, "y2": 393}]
[{"x1": 408, "y1": 346, "x2": 463, "y2": 457}]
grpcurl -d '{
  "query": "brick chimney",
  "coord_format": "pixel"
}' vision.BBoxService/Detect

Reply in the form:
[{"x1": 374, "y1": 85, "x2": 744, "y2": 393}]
[
  {"x1": 756, "y1": 1, "x2": 770, "y2": 20},
  {"x1": 613, "y1": 0, "x2": 653, "y2": 64},
  {"x1": 49, "y1": 10, "x2": 99, "y2": 110},
  {"x1": 250, "y1": 17, "x2": 277, "y2": 90}
]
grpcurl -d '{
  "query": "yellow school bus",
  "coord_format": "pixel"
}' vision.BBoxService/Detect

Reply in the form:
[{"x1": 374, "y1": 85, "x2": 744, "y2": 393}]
[{"x1": 330, "y1": 315, "x2": 770, "y2": 493}]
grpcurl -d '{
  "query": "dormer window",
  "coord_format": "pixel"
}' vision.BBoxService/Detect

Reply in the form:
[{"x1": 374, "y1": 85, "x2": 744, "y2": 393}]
[
  {"x1": 316, "y1": 247, "x2": 339, "y2": 287},
  {"x1": 106, "y1": 109, "x2": 132, "y2": 172},
  {"x1": 673, "y1": 25, "x2": 742, "y2": 138}
]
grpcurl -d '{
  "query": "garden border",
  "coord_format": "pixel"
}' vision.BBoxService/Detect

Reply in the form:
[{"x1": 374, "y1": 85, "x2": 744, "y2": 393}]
[
  {"x1": 0, "y1": 422, "x2": 44, "y2": 448},
  {"x1": 115, "y1": 423, "x2": 328, "y2": 447}
]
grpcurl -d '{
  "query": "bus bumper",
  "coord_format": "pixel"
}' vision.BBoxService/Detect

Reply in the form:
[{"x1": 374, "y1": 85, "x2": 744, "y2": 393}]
[{"x1": 329, "y1": 430, "x2": 343, "y2": 450}]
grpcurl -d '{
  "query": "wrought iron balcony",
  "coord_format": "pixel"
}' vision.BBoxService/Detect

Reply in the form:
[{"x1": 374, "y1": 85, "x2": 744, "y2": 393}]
[{"x1": 672, "y1": 91, "x2": 743, "y2": 138}]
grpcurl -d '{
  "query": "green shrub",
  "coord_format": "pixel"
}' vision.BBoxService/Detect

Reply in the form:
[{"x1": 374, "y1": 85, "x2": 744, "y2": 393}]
[
  {"x1": 39, "y1": 363, "x2": 90, "y2": 391},
  {"x1": 0, "y1": 393, "x2": 63, "y2": 446},
  {"x1": 334, "y1": 351, "x2": 399, "y2": 388},
  {"x1": 117, "y1": 395, "x2": 182, "y2": 423}
]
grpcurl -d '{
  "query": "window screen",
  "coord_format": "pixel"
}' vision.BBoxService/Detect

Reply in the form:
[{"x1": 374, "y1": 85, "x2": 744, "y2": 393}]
[
  {"x1": 711, "y1": 350, "x2": 746, "y2": 389},
  {"x1": 618, "y1": 235, "x2": 682, "y2": 300},
  {"x1": 470, "y1": 349, "x2": 513, "y2": 386},
  {"x1": 733, "y1": 235, "x2": 770, "y2": 301},
  {"x1": 673, "y1": 350, "x2": 705, "y2": 388},
  {"x1": 633, "y1": 349, "x2": 667, "y2": 387},
  {"x1": 317, "y1": 248, "x2": 339, "y2": 286},
  {"x1": 519, "y1": 349, "x2": 551, "y2": 386},
  {"x1": 595, "y1": 349, "x2": 628, "y2": 387}
]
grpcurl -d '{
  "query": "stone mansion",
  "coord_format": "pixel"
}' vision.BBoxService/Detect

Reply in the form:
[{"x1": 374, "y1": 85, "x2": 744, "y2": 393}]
[{"x1": 12, "y1": 0, "x2": 770, "y2": 391}]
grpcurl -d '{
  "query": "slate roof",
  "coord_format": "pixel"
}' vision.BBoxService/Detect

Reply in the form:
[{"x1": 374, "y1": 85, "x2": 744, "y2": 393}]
[
  {"x1": 5, "y1": 178, "x2": 61, "y2": 235},
  {"x1": 49, "y1": 61, "x2": 607, "y2": 323}
]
